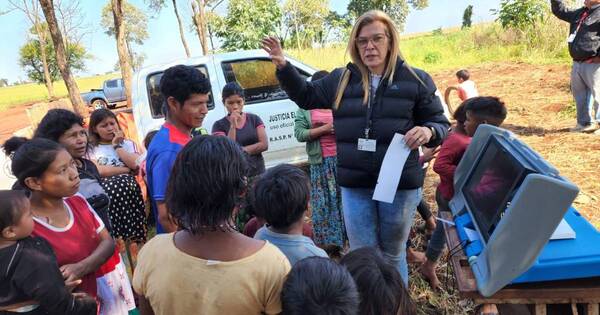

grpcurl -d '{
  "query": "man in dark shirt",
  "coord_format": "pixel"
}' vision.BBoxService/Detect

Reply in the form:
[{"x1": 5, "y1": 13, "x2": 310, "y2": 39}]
[{"x1": 552, "y1": 0, "x2": 600, "y2": 133}]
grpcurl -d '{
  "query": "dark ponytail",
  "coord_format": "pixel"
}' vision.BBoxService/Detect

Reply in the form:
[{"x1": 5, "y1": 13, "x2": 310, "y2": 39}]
[{"x1": 2, "y1": 137, "x2": 64, "y2": 189}]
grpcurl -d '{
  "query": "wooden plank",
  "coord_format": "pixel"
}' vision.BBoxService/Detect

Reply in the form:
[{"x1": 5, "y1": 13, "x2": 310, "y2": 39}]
[
  {"x1": 588, "y1": 303, "x2": 599, "y2": 315},
  {"x1": 571, "y1": 303, "x2": 579, "y2": 315},
  {"x1": 535, "y1": 304, "x2": 546, "y2": 315}
]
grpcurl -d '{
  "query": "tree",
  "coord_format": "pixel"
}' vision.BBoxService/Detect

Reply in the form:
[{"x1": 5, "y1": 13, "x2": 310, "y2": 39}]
[
  {"x1": 19, "y1": 31, "x2": 88, "y2": 84},
  {"x1": 146, "y1": 0, "x2": 191, "y2": 57},
  {"x1": 212, "y1": 0, "x2": 281, "y2": 51},
  {"x1": 0, "y1": 79, "x2": 8, "y2": 87},
  {"x1": 9, "y1": 0, "x2": 55, "y2": 98},
  {"x1": 462, "y1": 5, "x2": 473, "y2": 29},
  {"x1": 347, "y1": 0, "x2": 428, "y2": 32},
  {"x1": 102, "y1": 0, "x2": 148, "y2": 107},
  {"x1": 320, "y1": 11, "x2": 352, "y2": 44},
  {"x1": 493, "y1": 0, "x2": 548, "y2": 31},
  {"x1": 283, "y1": 0, "x2": 329, "y2": 49},
  {"x1": 39, "y1": 0, "x2": 86, "y2": 115}
]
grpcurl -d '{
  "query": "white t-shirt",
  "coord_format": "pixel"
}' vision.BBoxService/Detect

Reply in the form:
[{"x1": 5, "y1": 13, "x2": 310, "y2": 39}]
[{"x1": 90, "y1": 139, "x2": 138, "y2": 167}]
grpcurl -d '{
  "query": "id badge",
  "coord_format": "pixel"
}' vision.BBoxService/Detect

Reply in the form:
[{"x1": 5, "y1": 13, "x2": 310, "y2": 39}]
[
  {"x1": 568, "y1": 33, "x2": 576, "y2": 43},
  {"x1": 358, "y1": 138, "x2": 377, "y2": 152}
]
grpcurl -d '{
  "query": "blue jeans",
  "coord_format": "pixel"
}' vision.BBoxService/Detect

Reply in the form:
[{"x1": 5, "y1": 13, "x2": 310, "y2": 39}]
[
  {"x1": 571, "y1": 62, "x2": 600, "y2": 126},
  {"x1": 341, "y1": 186, "x2": 421, "y2": 285}
]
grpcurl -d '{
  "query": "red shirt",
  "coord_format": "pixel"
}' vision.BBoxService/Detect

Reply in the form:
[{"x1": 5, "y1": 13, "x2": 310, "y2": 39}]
[
  {"x1": 32, "y1": 195, "x2": 104, "y2": 297},
  {"x1": 433, "y1": 131, "x2": 472, "y2": 201}
]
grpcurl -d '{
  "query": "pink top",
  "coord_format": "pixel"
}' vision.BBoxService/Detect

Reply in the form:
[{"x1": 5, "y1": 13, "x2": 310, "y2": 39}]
[{"x1": 310, "y1": 110, "x2": 337, "y2": 158}]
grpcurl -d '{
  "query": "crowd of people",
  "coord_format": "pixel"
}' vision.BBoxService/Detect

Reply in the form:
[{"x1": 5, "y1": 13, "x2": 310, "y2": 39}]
[{"x1": 3, "y1": 5, "x2": 576, "y2": 315}]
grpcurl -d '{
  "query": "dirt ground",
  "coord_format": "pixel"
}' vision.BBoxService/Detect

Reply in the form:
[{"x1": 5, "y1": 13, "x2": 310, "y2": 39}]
[{"x1": 1, "y1": 62, "x2": 598, "y2": 314}]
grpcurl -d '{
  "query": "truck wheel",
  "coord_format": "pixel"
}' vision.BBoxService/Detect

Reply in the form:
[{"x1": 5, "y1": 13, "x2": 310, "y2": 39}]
[{"x1": 92, "y1": 99, "x2": 108, "y2": 109}]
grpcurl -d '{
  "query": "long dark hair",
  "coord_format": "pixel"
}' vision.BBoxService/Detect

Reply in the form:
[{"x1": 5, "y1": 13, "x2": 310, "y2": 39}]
[
  {"x1": 88, "y1": 109, "x2": 120, "y2": 146},
  {"x1": 3, "y1": 137, "x2": 65, "y2": 190},
  {"x1": 340, "y1": 247, "x2": 417, "y2": 315},
  {"x1": 166, "y1": 135, "x2": 247, "y2": 233}
]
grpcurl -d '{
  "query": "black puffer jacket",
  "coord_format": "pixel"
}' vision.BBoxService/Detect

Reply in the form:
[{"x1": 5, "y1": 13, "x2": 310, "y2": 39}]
[
  {"x1": 552, "y1": 0, "x2": 600, "y2": 61},
  {"x1": 277, "y1": 59, "x2": 449, "y2": 190}
]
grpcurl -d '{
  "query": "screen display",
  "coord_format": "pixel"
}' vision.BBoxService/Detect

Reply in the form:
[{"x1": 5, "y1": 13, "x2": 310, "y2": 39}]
[{"x1": 463, "y1": 137, "x2": 533, "y2": 242}]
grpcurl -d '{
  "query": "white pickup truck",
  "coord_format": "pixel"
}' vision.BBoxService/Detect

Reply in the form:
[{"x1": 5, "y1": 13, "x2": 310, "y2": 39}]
[{"x1": 131, "y1": 50, "x2": 316, "y2": 167}]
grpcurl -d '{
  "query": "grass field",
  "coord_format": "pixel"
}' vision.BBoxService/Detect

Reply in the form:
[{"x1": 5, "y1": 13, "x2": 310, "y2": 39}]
[
  {"x1": 0, "y1": 73, "x2": 119, "y2": 111},
  {"x1": 288, "y1": 22, "x2": 572, "y2": 74}
]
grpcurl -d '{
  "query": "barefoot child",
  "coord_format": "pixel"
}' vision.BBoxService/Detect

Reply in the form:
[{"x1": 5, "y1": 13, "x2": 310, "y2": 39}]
[{"x1": 0, "y1": 190, "x2": 97, "y2": 315}]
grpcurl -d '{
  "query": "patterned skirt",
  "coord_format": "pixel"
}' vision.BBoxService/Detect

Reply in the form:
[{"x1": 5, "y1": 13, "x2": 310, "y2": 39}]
[
  {"x1": 310, "y1": 156, "x2": 346, "y2": 247},
  {"x1": 101, "y1": 174, "x2": 147, "y2": 242}
]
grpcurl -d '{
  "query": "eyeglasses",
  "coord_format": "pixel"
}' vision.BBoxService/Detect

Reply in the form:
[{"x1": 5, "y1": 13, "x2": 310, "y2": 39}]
[{"x1": 356, "y1": 34, "x2": 388, "y2": 49}]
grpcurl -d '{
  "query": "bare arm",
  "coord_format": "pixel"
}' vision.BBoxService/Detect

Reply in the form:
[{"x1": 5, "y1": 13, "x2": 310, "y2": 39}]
[
  {"x1": 114, "y1": 147, "x2": 141, "y2": 171},
  {"x1": 309, "y1": 123, "x2": 334, "y2": 140},
  {"x1": 60, "y1": 228, "x2": 115, "y2": 283},
  {"x1": 156, "y1": 201, "x2": 177, "y2": 233},
  {"x1": 243, "y1": 126, "x2": 268, "y2": 155},
  {"x1": 96, "y1": 164, "x2": 131, "y2": 177},
  {"x1": 138, "y1": 295, "x2": 155, "y2": 315}
]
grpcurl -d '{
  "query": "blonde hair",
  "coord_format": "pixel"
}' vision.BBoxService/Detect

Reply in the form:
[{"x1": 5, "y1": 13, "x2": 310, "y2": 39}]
[{"x1": 334, "y1": 10, "x2": 423, "y2": 109}]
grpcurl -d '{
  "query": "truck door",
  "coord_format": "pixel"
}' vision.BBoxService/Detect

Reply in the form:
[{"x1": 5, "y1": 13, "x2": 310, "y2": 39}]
[
  {"x1": 215, "y1": 57, "x2": 311, "y2": 167},
  {"x1": 104, "y1": 79, "x2": 120, "y2": 103}
]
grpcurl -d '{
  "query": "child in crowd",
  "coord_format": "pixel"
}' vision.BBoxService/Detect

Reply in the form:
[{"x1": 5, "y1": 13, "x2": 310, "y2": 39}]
[
  {"x1": 251, "y1": 164, "x2": 328, "y2": 265},
  {"x1": 88, "y1": 109, "x2": 147, "y2": 264},
  {"x1": 340, "y1": 247, "x2": 416, "y2": 315},
  {"x1": 420, "y1": 97, "x2": 507, "y2": 289},
  {"x1": 456, "y1": 69, "x2": 479, "y2": 101},
  {"x1": 133, "y1": 136, "x2": 290, "y2": 315},
  {"x1": 281, "y1": 256, "x2": 359, "y2": 315},
  {"x1": 0, "y1": 190, "x2": 97, "y2": 315}
]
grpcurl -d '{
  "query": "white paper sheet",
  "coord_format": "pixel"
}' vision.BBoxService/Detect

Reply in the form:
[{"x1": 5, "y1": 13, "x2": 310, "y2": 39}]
[
  {"x1": 550, "y1": 219, "x2": 576, "y2": 240},
  {"x1": 435, "y1": 217, "x2": 456, "y2": 226},
  {"x1": 373, "y1": 133, "x2": 411, "y2": 203}
]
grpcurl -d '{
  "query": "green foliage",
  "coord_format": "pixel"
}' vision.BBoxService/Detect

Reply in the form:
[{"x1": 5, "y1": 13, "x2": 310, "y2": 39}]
[
  {"x1": 432, "y1": 27, "x2": 443, "y2": 35},
  {"x1": 347, "y1": 0, "x2": 429, "y2": 32},
  {"x1": 101, "y1": 1, "x2": 149, "y2": 45},
  {"x1": 213, "y1": 0, "x2": 282, "y2": 51},
  {"x1": 19, "y1": 33, "x2": 88, "y2": 84},
  {"x1": 462, "y1": 5, "x2": 473, "y2": 29},
  {"x1": 322, "y1": 11, "x2": 352, "y2": 44},
  {"x1": 283, "y1": 0, "x2": 329, "y2": 48},
  {"x1": 423, "y1": 51, "x2": 441, "y2": 64},
  {"x1": 493, "y1": 0, "x2": 548, "y2": 31}
]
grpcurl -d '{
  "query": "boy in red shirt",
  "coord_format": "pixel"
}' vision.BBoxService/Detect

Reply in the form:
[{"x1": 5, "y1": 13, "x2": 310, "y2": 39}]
[{"x1": 420, "y1": 97, "x2": 507, "y2": 289}]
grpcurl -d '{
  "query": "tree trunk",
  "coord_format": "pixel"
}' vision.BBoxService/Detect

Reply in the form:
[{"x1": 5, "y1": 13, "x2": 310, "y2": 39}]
[
  {"x1": 34, "y1": 23, "x2": 55, "y2": 99},
  {"x1": 172, "y1": 0, "x2": 190, "y2": 58},
  {"x1": 198, "y1": 0, "x2": 208, "y2": 55},
  {"x1": 191, "y1": 0, "x2": 208, "y2": 56},
  {"x1": 38, "y1": 0, "x2": 86, "y2": 115},
  {"x1": 111, "y1": 0, "x2": 133, "y2": 108}
]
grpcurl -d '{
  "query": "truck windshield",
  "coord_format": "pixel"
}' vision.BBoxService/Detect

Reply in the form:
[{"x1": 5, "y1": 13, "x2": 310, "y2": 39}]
[{"x1": 221, "y1": 59, "x2": 309, "y2": 105}]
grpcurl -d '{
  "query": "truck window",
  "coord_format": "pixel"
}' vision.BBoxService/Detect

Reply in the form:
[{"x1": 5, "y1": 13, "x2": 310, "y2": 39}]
[
  {"x1": 106, "y1": 80, "x2": 118, "y2": 88},
  {"x1": 221, "y1": 59, "x2": 309, "y2": 105},
  {"x1": 146, "y1": 66, "x2": 214, "y2": 118}
]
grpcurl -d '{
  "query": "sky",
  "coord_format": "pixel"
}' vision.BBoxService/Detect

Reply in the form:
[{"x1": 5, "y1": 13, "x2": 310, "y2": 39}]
[{"x1": 0, "y1": 0, "x2": 501, "y2": 83}]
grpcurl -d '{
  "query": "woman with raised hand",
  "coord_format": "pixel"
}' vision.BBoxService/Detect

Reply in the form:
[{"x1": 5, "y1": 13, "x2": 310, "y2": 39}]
[{"x1": 262, "y1": 10, "x2": 449, "y2": 284}]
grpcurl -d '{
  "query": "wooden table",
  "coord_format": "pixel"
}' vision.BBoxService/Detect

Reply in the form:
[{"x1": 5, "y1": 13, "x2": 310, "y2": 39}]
[{"x1": 441, "y1": 212, "x2": 600, "y2": 315}]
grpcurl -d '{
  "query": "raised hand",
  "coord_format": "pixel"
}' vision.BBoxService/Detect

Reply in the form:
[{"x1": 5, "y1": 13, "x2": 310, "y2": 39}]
[{"x1": 261, "y1": 36, "x2": 287, "y2": 69}]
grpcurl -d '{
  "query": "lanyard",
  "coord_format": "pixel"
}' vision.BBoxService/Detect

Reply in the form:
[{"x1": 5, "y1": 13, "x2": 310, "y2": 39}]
[
  {"x1": 576, "y1": 10, "x2": 590, "y2": 34},
  {"x1": 365, "y1": 74, "x2": 382, "y2": 139}
]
